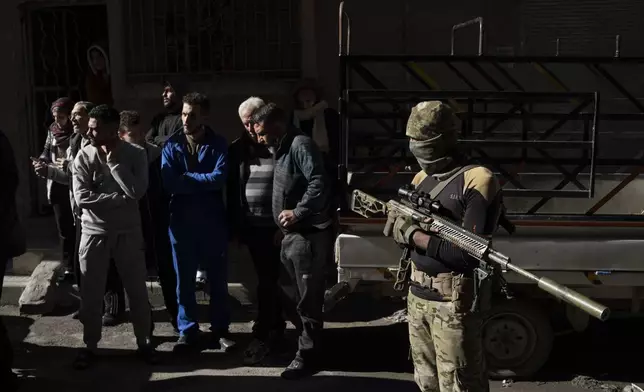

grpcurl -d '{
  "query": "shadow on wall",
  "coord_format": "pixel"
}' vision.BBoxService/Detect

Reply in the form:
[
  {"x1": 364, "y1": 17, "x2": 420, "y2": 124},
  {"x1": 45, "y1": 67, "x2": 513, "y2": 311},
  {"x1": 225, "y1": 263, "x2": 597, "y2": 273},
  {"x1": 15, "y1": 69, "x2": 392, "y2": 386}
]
[{"x1": 504, "y1": 175, "x2": 644, "y2": 214}]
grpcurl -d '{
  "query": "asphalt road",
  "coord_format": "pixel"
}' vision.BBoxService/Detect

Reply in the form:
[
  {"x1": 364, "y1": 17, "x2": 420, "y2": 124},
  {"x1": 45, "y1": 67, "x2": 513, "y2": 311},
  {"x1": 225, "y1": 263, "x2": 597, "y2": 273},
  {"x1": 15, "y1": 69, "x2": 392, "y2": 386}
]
[{"x1": 1, "y1": 294, "x2": 642, "y2": 392}]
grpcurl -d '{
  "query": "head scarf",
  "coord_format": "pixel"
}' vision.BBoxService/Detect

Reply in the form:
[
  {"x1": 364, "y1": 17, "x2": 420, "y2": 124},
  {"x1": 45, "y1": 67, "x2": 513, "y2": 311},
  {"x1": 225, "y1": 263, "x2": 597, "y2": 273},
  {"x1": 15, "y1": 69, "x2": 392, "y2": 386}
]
[{"x1": 50, "y1": 97, "x2": 74, "y2": 145}]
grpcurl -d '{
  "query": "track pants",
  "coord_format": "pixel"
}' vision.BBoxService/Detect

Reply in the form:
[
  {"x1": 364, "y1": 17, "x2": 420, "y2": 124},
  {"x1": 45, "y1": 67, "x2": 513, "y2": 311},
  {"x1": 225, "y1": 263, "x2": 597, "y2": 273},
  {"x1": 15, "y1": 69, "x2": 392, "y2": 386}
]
[
  {"x1": 170, "y1": 224, "x2": 230, "y2": 337},
  {"x1": 78, "y1": 230, "x2": 151, "y2": 348}
]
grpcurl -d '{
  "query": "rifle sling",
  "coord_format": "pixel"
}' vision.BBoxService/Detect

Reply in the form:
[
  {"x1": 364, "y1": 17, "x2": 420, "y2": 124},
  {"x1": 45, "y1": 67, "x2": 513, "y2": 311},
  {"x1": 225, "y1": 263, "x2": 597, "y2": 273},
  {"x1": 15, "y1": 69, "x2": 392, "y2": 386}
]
[{"x1": 421, "y1": 165, "x2": 478, "y2": 199}]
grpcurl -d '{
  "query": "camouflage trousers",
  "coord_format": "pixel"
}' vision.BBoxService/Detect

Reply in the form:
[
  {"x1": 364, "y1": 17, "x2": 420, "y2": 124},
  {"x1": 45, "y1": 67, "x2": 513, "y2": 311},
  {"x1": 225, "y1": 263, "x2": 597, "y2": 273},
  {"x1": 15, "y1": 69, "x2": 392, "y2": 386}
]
[{"x1": 407, "y1": 290, "x2": 489, "y2": 392}]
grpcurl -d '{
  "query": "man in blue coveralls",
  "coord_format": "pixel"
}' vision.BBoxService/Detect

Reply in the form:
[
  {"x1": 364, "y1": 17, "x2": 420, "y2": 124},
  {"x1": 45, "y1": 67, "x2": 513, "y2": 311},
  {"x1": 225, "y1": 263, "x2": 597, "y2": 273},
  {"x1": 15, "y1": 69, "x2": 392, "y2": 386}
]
[{"x1": 161, "y1": 92, "x2": 234, "y2": 353}]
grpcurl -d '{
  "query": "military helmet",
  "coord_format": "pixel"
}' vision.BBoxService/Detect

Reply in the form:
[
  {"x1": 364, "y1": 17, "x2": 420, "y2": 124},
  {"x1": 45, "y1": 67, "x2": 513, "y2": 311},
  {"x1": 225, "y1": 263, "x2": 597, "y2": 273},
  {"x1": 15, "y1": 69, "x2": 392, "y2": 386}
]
[{"x1": 405, "y1": 101, "x2": 458, "y2": 144}]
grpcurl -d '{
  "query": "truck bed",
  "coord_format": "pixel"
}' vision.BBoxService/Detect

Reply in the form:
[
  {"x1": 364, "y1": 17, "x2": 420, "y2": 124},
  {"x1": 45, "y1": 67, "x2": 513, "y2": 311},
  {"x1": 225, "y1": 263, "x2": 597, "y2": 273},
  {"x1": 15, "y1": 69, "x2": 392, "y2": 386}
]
[{"x1": 336, "y1": 214, "x2": 644, "y2": 291}]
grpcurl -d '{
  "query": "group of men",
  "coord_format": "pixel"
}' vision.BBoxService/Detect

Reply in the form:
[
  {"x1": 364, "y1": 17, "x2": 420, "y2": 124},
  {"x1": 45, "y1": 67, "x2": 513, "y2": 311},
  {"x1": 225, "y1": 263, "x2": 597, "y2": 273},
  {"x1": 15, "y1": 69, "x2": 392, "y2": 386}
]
[
  {"x1": 18, "y1": 71, "x2": 502, "y2": 392},
  {"x1": 26, "y1": 80, "x2": 335, "y2": 380}
]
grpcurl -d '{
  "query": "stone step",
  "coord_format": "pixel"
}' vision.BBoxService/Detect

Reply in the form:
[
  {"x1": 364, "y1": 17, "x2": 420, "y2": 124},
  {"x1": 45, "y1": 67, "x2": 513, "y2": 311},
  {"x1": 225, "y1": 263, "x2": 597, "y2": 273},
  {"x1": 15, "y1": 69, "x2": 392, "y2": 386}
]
[
  {"x1": 1, "y1": 275, "x2": 253, "y2": 308},
  {"x1": 7, "y1": 249, "x2": 60, "y2": 276}
]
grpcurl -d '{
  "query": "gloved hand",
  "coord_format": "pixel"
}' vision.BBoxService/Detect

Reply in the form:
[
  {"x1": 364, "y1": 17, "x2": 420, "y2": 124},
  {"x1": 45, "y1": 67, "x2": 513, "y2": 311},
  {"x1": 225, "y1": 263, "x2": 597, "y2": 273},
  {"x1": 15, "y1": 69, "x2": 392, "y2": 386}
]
[
  {"x1": 383, "y1": 210, "x2": 399, "y2": 237},
  {"x1": 392, "y1": 215, "x2": 422, "y2": 247}
]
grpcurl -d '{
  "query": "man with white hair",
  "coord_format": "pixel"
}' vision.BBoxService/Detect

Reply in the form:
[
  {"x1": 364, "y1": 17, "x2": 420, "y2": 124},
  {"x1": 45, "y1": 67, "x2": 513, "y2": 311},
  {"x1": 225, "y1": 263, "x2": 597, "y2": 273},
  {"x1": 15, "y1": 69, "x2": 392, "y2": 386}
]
[{"x1": 227, "y1": 97, "x2": 296, "y2": 365}]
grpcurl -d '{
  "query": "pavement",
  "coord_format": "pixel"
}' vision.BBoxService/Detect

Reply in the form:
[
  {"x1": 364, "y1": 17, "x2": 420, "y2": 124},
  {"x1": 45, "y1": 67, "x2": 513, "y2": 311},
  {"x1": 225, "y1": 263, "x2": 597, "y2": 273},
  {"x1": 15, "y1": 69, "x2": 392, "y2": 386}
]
[
  {"x1": 2, "y1": 292, "x2": 644, "y2": 392},
  {"x1": 3, "y1": 217, "x2": 643, "y2": 391}
]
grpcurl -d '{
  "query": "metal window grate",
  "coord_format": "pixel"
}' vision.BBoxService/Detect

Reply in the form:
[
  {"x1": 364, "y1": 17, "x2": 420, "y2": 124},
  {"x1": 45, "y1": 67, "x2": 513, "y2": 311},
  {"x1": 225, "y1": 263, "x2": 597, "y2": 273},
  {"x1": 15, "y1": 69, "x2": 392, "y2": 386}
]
[{"x1": 123, "y1": 0, "x2": 301, "y2": 77}]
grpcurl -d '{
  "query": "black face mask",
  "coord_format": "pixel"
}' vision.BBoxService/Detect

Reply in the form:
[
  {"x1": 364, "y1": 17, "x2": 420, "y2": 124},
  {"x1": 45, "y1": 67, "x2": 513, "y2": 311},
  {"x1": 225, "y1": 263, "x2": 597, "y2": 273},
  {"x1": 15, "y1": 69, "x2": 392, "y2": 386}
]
[{"x1": 409, "y1": 138, "x2": 452, "y2": 175}]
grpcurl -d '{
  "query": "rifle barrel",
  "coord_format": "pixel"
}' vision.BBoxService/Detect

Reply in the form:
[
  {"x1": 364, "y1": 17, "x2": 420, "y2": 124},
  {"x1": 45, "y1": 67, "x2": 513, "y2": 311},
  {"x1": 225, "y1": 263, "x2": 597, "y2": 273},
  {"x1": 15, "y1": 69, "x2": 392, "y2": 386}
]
[{"x1": 502, "y1": 262, "x2": 610, "y2": 321}]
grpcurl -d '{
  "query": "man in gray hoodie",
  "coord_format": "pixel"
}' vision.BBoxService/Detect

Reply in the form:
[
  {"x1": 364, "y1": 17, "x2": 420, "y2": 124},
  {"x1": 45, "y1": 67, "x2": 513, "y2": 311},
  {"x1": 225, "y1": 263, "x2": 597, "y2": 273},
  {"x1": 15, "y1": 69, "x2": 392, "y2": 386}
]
[{"x1": 72, "y1": 105, "x2": 157, "y2": 369}]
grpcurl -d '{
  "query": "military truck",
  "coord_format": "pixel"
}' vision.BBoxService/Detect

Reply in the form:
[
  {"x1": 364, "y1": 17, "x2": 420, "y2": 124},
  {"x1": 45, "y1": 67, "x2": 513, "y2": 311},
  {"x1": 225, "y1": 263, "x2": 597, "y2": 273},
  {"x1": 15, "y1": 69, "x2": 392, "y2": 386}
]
[{"x1": 327, "y1": 2, "x2": 644, "y2": 379}]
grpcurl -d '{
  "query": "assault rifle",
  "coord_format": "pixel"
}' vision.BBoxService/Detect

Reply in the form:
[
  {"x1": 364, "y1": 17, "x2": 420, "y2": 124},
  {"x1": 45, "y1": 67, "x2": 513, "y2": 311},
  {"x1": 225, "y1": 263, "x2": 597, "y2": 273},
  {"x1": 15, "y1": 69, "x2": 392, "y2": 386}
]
[{"x1": 350, "y1": 186, "x2": 610, "y2": 321}]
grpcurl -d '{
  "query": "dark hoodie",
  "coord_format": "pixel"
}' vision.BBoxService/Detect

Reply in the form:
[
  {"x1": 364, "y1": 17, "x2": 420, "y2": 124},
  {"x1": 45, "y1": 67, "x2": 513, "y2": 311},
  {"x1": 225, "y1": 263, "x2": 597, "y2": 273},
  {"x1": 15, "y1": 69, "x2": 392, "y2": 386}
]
[{"x1": 146, "y1": 78, "x2": 186, "y2": 147}]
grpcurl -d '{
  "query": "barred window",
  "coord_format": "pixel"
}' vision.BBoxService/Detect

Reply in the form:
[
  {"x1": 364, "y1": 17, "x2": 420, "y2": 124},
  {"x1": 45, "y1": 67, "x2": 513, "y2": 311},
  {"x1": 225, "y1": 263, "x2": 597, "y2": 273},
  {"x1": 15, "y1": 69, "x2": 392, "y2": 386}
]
[{"x1": 123, "y1": 0, "x2": 301, "y2": 78}]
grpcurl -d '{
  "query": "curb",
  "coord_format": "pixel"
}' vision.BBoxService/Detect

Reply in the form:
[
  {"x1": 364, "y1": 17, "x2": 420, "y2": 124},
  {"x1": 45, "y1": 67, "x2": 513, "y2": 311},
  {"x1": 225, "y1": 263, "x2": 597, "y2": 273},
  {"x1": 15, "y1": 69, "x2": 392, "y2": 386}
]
[{"x1": 1, "y1": 276, "x2": 254, "y2": 308}]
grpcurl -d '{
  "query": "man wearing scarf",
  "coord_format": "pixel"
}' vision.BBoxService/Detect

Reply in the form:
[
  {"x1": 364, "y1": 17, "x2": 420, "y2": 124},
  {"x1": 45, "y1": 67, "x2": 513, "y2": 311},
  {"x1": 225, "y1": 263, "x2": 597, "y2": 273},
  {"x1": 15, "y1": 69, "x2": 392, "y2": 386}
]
[
  {"x1": 44, "y1": 101, "x2": 95, "y2": 290},
  {"x1": 33, "y1": 97, "x2": 77, "y2": 280},
  {"x1": 146, "y1": 78, "x2": 185, "y2": 147},
  {"x1": 385, "y1": 101, "x2": 503, "y2": 392}
]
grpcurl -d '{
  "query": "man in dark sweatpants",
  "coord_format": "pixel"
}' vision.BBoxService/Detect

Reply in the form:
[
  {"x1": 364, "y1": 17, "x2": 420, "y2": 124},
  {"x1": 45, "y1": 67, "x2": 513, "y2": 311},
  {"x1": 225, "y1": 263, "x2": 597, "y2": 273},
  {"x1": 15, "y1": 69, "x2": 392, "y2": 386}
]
[
  {"x1": 252, "y1": 103, "x2": 333, "y2": 379},
  {"x1": 161, "y1": 92, "x2": 233, "y2": 352},
  {"x1": 119, "y1": 110, "x2": 178, "y2": 333},
  {"x1": 0, "y1": 128, "x2": 25, "y2": 391}
]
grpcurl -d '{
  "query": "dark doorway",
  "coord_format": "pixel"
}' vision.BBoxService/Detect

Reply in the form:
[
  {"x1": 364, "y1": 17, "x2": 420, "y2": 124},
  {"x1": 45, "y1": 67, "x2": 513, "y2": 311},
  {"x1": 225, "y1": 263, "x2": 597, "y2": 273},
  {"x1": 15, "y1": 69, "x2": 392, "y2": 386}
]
[{"x1": 22, "y1": 3, "x2": 109, "y2": 213}]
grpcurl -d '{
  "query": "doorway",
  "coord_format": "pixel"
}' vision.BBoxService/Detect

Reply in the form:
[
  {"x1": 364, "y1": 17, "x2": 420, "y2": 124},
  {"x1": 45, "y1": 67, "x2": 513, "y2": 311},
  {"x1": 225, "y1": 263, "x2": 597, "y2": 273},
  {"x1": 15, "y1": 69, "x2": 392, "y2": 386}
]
[{"x1": 22, "y1": 3, "x2": 109, "y2": 213}]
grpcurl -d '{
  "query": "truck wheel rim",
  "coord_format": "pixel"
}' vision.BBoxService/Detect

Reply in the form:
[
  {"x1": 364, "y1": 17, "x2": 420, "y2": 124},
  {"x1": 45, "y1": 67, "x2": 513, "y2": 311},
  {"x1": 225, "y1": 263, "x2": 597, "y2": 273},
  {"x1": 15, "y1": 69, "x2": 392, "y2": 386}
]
[{"x1": 483, "y1": 313, "x2": 536, "y2": 366}]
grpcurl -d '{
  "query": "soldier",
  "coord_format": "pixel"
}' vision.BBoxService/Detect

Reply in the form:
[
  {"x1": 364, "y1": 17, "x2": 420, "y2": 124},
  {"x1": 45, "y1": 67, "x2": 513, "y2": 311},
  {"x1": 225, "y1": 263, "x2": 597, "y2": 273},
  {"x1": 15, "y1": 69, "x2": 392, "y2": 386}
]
[{"x1": 386, "y1": 101, "x2": 502, "y2": 392}]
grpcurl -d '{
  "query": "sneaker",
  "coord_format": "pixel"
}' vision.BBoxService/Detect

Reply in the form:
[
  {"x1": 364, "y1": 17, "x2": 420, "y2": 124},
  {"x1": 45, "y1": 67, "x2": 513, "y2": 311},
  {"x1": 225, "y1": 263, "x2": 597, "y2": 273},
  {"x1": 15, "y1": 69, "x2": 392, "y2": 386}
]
[
  {"x1": 209, "y1": 331, "x2": 236, "y2": 352},
  {"x1": 137, "y1": 345, "x2": 160, "y2": 365},
  {"x1": 195, "y1": 270, "x2": 207, "y2": 291},
  {"x1": 280, "y1": 357, "x2": 315, "y2": 380},
  {"x1": 73, "y1": 348, "x2": 95, "y2": 370},
  {"x1": 173, "y1": 332, "x2": 201, "y2": 354},
  {"x1": 243, "y1": 338, "x2": 270, "y2": 365}
]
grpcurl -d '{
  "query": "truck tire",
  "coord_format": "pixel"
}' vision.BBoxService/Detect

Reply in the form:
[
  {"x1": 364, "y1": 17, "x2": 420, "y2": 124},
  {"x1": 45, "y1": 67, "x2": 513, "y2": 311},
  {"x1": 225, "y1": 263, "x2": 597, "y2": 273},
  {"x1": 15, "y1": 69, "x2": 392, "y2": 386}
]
[{"x1": 481, "y1": 300, "x2": 554, "y2": 379}]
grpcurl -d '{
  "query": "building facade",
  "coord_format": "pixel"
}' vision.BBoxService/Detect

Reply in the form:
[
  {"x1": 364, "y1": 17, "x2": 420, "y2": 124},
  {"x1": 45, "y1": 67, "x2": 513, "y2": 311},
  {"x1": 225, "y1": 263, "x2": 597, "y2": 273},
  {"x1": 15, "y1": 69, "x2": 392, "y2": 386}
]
[{"x1": 3, "y1": 0, "x2": 644, "y2": 216}]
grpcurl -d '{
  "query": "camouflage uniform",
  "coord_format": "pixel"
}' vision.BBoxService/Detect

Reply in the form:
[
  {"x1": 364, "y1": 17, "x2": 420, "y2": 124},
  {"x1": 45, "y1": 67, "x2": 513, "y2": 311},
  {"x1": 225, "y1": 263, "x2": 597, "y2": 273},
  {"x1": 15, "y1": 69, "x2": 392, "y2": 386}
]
[
  {"x1": 396, "y1": 101, "x2": 499, "y2": 392},
  {"x1": 407, "y1": 266, "x2": 489, "y2": 392}
]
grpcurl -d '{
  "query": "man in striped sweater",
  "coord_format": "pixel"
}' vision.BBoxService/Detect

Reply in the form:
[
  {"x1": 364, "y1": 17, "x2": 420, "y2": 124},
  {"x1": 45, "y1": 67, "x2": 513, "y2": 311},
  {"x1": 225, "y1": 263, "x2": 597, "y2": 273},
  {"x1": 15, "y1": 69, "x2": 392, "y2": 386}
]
[{"x1": 228, "y1": 97, "x2": 298, "y2": 365}]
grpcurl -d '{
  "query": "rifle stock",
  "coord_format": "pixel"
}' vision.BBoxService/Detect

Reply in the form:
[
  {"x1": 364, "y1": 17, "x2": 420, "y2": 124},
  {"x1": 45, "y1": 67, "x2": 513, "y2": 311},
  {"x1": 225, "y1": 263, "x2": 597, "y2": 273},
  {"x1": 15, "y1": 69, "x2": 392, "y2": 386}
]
[{"x1": 350, "y1": 189, "x2": 610, "y2": 321}]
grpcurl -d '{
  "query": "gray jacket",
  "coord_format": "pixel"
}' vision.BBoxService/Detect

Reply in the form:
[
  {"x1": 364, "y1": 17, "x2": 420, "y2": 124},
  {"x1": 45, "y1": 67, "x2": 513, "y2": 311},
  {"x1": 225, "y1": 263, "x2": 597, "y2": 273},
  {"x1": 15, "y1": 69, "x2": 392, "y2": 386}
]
[
  {"x1": 47, "y1": 134, "x2": 89, "y2": 217},
  {"x1": 272, "y1": 128, "x2": 332, "y2": 232},
  {"x1": 72, "y1": 141, "x2": 149, "y2": 235}
]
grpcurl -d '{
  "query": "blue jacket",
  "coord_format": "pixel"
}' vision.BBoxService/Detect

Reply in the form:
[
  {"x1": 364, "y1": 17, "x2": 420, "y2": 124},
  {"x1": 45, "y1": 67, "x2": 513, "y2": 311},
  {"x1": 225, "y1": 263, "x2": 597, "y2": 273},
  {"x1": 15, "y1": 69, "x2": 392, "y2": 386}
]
[{"x1": 161, "y1": 126, "x2": 228, "y2": 221}]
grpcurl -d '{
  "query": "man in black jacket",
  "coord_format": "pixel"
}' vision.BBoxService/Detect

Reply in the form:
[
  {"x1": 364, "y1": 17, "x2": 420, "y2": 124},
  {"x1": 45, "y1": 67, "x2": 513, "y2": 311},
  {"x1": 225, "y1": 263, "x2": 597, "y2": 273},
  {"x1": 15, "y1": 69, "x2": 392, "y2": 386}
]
[
  {"x1": 145, "y1": 78, "x2": 184, "y2": 147},
  {"x1": 251, "y1": 103, "x2": 333, "y2": 380},
  {"x1": 0, "y1": 129, "x2": 25, "y2": 391}
]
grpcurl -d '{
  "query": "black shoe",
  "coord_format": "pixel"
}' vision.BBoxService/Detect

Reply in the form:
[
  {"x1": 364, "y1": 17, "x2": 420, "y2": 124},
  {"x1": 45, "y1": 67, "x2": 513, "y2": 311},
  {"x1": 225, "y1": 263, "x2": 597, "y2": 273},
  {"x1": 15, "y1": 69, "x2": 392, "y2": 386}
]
[
  {"x1": 173, "y1": 332, "x2": 201, "y2": 354},
  {"x1": 73, "y1": 348, "x2": 95, "y2": 370},
  {"x1": 59, "y1": 268, "x2": 75, "y2": 283},
  {"x1": 102, "y1": 313, "x2": 124, "y2": 327},
  {"x1": 280, "y1": 357, "x2": 315, "y2": 380},
  {"x1": 137, "y1": 345, "x2": 161, "y2": 365}
]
